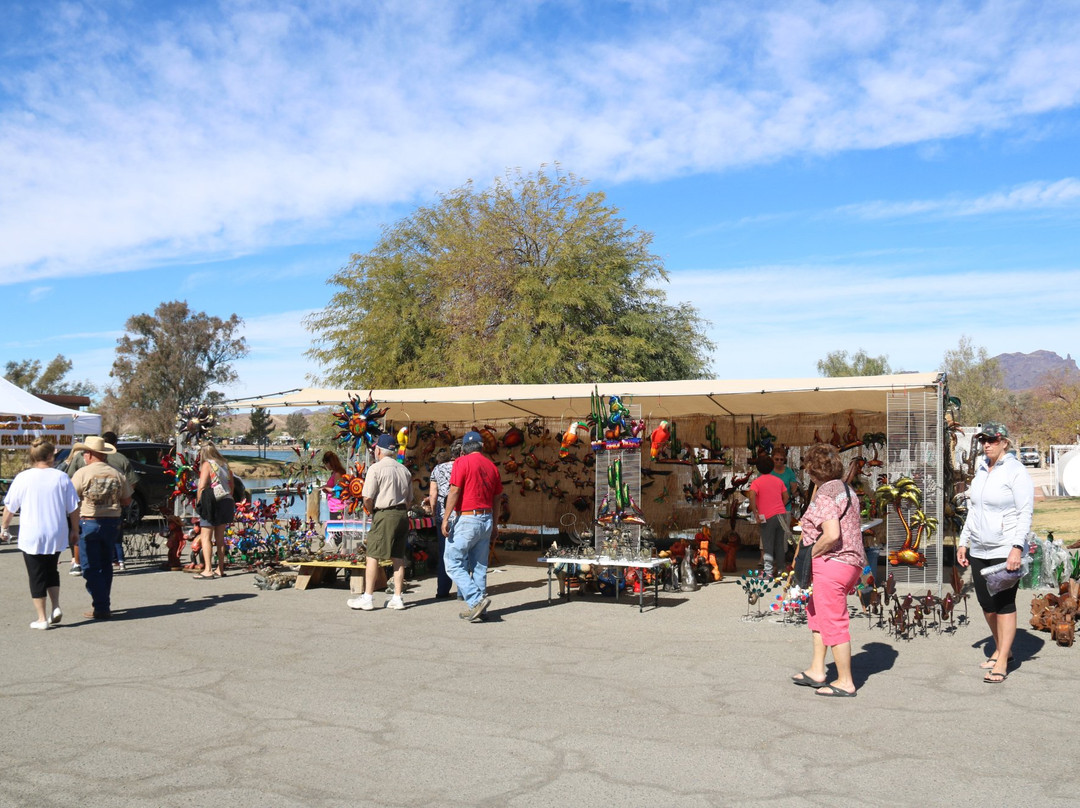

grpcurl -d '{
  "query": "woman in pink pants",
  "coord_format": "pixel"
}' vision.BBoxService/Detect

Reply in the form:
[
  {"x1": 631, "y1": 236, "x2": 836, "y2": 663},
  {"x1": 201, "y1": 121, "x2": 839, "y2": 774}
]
[{"x1": 791, "y1": 444, "x2": 865, "y2": 697}]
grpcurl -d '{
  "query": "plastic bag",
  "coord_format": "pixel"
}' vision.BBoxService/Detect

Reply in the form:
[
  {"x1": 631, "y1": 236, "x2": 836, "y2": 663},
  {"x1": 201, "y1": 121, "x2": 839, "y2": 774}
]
[
  {"x1": 981, "y1": 557, "x2": 1031, "y2": 595},
  {"x1": 1041, "y1": 539, "x2": 1070, "y2": 589}
]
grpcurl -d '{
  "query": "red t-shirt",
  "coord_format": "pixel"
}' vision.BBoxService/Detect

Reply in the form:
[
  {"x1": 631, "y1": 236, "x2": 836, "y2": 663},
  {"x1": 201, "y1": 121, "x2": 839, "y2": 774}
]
[
  {"x1": 449, "y1": 452, "x2": 503, "y2": 512},
  {"x1": 749, "y1": 473, "x2": 787, "y2": 520}
]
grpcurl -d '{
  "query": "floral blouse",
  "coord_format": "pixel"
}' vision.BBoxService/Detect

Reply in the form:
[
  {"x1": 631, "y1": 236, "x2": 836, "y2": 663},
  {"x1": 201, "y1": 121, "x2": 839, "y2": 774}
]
[{"x1": 800, "y1": 479, "x2": 866, "y2": 568}]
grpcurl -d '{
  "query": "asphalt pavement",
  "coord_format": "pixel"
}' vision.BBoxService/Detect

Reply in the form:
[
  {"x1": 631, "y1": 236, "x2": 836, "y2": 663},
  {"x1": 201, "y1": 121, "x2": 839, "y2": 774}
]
[{"x1": 0, "y1": 541, "x2": 1076, "y2": 808}]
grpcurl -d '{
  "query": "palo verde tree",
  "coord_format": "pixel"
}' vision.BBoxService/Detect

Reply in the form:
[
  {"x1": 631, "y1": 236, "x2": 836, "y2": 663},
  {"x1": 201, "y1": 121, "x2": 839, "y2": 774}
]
[
  {"x1": 5, "y1": 354, "x2": 96, "y2": 397},
  {"x1": 306, "y1": 167, "x2": 713, "y2": 386},
  {"x1": 816, "y1": 349, "x2": 892, "y2": 377},
  {"x1": 110, "y1": 301, "x2": 248, "y2": 440}
]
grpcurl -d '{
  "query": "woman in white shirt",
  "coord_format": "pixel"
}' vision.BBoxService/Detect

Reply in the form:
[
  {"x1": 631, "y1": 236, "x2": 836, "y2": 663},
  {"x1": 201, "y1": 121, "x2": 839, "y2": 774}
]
[
  {"x1": 1, "y1": 439, "x2": 81, "y2": 629},
  {"x1": 956, "y1": 423, "x2": 1034, "y2": 684}
]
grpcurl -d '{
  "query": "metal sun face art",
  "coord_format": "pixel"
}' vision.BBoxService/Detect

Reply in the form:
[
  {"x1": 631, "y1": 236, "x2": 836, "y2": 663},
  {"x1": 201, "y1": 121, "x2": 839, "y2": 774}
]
[
  {"x1": 332, "y1": 393, "x2": 388, "y2": 456},
  {"x1": 334, "y1": 462, "x2": 368, "y2": 515},
  {"x1": 175, "y1": 405, "x2": 216, "y2": 443}
]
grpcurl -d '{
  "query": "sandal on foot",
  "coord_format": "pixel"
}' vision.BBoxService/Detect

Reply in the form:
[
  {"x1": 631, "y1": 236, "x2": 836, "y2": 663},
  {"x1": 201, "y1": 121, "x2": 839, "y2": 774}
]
[
  {"x1": 194, "y1": 573, "x2": 217, "y2": 580},
  {"x1": 984, "y1": 671, "x2": 1008, "y2": 684},
  {"x1": 791, "y1": 672, "x2": 827, "y2": 688},
  {"x1": 979, "y1": 654, "x2": 1013, "y2": 670},
  {"x1": 815, "y1": 684, "x2": 857, "y2": 697}
]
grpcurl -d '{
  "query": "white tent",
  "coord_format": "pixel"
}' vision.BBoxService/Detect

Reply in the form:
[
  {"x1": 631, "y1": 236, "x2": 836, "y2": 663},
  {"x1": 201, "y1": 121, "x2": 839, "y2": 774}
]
[
  {"x1": 0, "y1": 376, "x2": 102, "y2": 452},
  {"x1": 227, "y1": 373, "x2": 944, "y2": 422}
]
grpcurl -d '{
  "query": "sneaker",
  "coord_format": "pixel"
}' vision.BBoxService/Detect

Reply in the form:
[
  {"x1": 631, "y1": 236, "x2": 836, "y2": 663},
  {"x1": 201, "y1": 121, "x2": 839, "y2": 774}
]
[
  {"x1": 386, "y1": 595, "x2": 405, "y2": 610},
  {"x1": 68, "y1": 565, "x2": 82, "y2": 576},
  {"x1": 50, "y1": 607, "x2": 62, "y2": 625},
  {"x1": 29, "y1": 620, "x2": 50, "y2": 630},
  {"x1": 459, "y1": 596, "x2": 491, "y2": 623},
  {"x1": 347, "y1": 594, "x2": 374, "y2": 611},
  {"x1": 117, "y1": 562, "x2": 126, "y2": 571}
]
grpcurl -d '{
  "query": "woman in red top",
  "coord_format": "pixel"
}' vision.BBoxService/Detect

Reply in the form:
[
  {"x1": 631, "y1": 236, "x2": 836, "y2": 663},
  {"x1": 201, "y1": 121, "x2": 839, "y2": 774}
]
[
  {"x1": 791, "y1": 444, "x2": 865, "y2": 697},
  {"x1": 748, "y1": 455, "x2": 789, "y2": 579}
]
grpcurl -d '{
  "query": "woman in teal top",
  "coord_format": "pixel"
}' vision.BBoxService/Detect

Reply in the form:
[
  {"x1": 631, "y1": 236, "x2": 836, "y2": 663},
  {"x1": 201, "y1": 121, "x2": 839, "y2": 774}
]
[{"x1": 772, "y1": 447, "x2": 798, "y2": 538}]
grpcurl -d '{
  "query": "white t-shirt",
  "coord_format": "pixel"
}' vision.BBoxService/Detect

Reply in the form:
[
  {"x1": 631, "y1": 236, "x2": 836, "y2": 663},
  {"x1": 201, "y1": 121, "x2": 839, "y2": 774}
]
[{"x1": 4, "y1": 467, "x2": 81, "y2": 555}]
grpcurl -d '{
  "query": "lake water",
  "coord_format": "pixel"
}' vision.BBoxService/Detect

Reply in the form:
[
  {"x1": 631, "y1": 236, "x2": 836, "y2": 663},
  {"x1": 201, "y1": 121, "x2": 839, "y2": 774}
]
[{"x1": 223, "y1": 449, "x2": 324, "y2": 521}]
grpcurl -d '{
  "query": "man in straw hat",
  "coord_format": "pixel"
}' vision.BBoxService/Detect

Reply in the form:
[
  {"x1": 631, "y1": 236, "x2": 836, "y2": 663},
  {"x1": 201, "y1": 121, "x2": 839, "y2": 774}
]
[{"x1": 69, "y1": 436, "x2": 133, "y2": 620}]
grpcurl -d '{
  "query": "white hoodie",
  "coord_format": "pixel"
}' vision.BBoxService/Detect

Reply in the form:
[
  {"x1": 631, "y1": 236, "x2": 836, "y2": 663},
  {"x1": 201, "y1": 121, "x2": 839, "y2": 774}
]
[{"x1": 958, "y1": 452, "x2": 1034, "y2": 559}]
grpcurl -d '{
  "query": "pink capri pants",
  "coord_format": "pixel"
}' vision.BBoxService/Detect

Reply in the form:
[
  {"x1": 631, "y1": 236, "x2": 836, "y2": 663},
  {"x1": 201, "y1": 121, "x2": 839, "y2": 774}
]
[{"x1": 806, "y1": 555, "x2": 861, "y2": 646}]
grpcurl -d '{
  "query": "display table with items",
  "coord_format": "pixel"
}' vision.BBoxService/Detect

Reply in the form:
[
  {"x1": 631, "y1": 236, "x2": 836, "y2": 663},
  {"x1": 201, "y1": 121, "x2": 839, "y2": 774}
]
[{"x1": 538, "y1": 553, "x2": 671, "y2": 612}]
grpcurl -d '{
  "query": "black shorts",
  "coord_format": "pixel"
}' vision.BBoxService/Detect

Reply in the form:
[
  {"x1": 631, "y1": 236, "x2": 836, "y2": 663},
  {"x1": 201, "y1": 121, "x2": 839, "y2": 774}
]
[
  {"x1": 196, "y1": 492, "x2": 236, "y2": 528},
  {"x1": 970, "y1": 555, "x2": 1018, "y2": 615},
  {"x1": 23, "y1": 552, "x2": 61, "y2": 598}
]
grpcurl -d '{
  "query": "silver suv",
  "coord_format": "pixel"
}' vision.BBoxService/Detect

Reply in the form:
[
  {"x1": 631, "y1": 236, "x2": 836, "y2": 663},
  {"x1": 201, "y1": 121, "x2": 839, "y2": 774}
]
[{"x1": 1018, "y1": 447, "x2": 1041, "y2": 467}]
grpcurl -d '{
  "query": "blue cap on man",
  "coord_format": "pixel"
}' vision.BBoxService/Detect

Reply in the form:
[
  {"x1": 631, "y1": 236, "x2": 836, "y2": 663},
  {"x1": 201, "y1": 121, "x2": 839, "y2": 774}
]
[
  {"x1": 374, "y1": 433, "x2": 396, "y2": 451},
  {"x1": 462, "y1": 431, "x2": 483, "y2": 447}
]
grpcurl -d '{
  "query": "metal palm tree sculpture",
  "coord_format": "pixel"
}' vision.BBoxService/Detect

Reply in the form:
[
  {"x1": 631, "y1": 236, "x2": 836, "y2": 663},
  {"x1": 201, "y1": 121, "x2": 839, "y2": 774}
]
[{"x1": 876, "y1": 477, "x2": 927, "y2": 567}]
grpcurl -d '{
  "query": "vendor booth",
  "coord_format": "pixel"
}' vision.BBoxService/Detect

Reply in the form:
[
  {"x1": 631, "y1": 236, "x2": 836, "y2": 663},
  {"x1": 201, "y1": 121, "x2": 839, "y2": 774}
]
[
  {"x1": 0, "y1": 376, "x2": 102, "y2": 481},
  {"x1": 231, "y1": 373, "x2": 948, "y2": 592}
]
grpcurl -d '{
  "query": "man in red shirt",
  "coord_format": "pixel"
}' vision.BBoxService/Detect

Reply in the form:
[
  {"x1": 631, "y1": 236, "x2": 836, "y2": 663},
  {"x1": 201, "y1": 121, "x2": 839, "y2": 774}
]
[
  {"x1": 441, "y1": 431, "x2": 502, "y2": 622},
  {"x1": 748, "y1": 455, "x2": 790, "y2": 579}
]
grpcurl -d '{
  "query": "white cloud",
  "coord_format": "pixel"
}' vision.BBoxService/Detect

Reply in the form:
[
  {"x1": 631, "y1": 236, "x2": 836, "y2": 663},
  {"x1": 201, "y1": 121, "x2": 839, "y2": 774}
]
[
  {"x1": 841, "y1": 178, "x2": 1080, "y2": 220},
  {"x1": 1, "y1": 1, "x2": 1079, "y2": 282}
]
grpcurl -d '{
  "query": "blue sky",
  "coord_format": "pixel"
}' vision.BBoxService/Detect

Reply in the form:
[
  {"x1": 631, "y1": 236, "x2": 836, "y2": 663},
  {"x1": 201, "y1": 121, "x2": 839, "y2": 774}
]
[{"x1": 2, "y1": 0, "x2": 1079, "y2": 403}]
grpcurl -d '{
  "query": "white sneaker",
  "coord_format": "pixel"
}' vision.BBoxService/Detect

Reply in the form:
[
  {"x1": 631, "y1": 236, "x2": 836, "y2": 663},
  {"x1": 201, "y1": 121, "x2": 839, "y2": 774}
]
[
  {"x1": 117, "y1": 562, "x2": 126, "y2": 571},
  {"x1": 69, "y1": 565, "x2": 82, "y2": 576},
  {"x1": 29, "y1": 620, "x2": 49, "y2": 630},
  {"x1": 347, "y1": 594, "x2": 374, "y2": 611},
  {"x1": 50, "y1": 607, "x2": 63, "y2": 625},
  {"x1": 386, "y1": 595, "x2": 405, "y2": 610}
]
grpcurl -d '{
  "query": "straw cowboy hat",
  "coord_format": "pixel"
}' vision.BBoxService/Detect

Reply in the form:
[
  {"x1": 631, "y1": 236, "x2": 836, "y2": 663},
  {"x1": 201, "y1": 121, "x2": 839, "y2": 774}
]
[{"x1": 71, "y1": 436, "x2": 117, "y2": 456}]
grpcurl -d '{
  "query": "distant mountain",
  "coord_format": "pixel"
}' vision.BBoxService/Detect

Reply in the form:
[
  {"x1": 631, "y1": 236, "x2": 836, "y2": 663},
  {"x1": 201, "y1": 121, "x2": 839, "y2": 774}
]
[{"x1": 994, "y1": 350, "x2": 1080, "y2": 391}]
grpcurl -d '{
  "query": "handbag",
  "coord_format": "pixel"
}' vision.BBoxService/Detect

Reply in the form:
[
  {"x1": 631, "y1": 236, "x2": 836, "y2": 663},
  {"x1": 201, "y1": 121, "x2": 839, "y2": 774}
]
[{"x1": 793, "y1": 483, "x2": 854, "y2": 589}]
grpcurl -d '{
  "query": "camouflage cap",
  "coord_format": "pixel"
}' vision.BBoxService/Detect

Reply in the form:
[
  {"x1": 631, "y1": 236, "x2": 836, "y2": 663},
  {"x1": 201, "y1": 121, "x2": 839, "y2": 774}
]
[{"x1": 976, "y1": 422, "x2": 1009, "y2": 439}]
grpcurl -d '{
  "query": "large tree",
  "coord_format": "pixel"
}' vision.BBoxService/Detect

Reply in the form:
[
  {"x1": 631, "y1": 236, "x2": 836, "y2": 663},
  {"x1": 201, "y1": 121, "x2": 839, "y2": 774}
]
[
  {"x1": 246, "y1": 407, "x2": 276, "y2": 457},
  {"x1": 816, "y1": 349, "x2": 892, "y2": 377},
  {"x1": 110, "y1": 301, "x2": 248, "y2": 440},
  {"x1": 4, "y1": 354, "x2": 96, "y2": 397},
  {"x1": 285, "y1": 411, "x2": 309, "y2": 441},
  {"x1": 306, "y1": 167, "x2": 713, "y2": 386},
  {"x1": 940, "y1": 335, "x2": 1007, "y2": 426}
]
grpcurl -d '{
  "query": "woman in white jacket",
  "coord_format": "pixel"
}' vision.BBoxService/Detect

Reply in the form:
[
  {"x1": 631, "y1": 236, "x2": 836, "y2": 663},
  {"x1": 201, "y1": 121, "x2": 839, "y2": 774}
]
[{"x1": 956, "y1": 423, "x2": 1034, "y2": 684}]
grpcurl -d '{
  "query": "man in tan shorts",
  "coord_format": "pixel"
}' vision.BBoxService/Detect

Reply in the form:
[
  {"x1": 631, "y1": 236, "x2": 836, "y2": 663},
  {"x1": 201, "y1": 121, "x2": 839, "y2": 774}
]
[{"x1": 348, "y1": 433, "x2": 413, "y2": 612}]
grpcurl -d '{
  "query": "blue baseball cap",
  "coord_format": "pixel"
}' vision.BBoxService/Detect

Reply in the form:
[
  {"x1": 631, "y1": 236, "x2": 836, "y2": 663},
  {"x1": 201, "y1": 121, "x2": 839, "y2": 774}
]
[
  {"x1": 462, "y1": 430, "x2": 483, "y2": 446},
  {"x1": 374, "y1": 433, "x2": 396, "y2": 450}
]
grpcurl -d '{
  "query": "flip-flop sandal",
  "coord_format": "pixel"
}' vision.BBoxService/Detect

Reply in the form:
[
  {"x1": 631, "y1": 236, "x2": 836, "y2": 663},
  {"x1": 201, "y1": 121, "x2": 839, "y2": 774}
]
[
  {"x1": 815, "y1": 684, "x2": 857, "y2": 697},
  {"x1": 194, "y1": 574, "x2": 217, "y2": 580},
  {"x1": 791, "y1": 672, "x2": 827, "y2": 688},
  {"x1": 979, "y1": 655, "x2": 1013, "y2": 669},
  {"x1": 984, "y1": 671, "x2": 1008, "y2": 684}
]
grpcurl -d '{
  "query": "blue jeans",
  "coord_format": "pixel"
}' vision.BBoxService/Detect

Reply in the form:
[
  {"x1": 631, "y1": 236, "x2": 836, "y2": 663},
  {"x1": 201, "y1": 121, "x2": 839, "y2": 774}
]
[
  {"x1": 80, "y1": 518, "x2": 119, "y2": 615},
  {"x1": 444, "y1": 513, "x2": 491, "y2": 608}
]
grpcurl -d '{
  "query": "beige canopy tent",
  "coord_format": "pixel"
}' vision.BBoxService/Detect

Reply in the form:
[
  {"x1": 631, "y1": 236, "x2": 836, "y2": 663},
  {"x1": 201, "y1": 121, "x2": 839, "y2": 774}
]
[{"x1": 228, "y1": 372, "x2": 944, "y2": 421}]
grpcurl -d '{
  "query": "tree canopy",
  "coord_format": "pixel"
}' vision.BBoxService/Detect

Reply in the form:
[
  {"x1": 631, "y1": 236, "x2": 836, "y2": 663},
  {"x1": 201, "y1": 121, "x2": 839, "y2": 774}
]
[
  {"x1": 110, "y1": 301, "x2": 248, "y2": 440},
  {"x1": 816, "y1": 349, "x2": 892, "y2": 377},
  {"x1": 285, "y1": 411, "x2": 309, "y2": 441},
  {"x1": 4, "y1": 354, "x2": 96, "y2": 397},
  {"x1": 306, "y1": 167, "x2": 713, "y2": 387},
  {"x1": 940, "y1": 335, "x2": 1007, "y2": 427}
]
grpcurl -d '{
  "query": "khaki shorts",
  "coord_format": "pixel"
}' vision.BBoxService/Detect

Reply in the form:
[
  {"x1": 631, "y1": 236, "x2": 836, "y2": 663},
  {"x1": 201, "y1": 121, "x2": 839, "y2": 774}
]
[{"x1": 367, "y1": 509, "x2": 408, "y2": 561}]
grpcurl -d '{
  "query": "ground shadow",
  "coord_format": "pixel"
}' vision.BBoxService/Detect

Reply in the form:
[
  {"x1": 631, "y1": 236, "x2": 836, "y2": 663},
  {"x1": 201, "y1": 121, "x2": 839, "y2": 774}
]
[
  {"x1": 971, "y1": 628, "x2": 1046, "y2": 670},
  {"x1": 485, "y1": 578, "x2": 548, "y2": 597},
  {"x1": 97, "y1": 592, "x2": 257, "y2": 622},
  {"x1": 851, "y1": 641, "x2": 900, "y2": 689}
]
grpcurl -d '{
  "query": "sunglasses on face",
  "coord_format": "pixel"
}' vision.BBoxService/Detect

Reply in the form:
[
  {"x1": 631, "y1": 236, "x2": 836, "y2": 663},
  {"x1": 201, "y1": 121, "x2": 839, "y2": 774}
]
[{"x1": 978, "y1": 435, "x2": 1002, "y2": 445}]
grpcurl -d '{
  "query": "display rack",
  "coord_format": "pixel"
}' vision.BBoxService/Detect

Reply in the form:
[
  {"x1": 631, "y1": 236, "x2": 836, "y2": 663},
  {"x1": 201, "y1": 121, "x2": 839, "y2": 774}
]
[
  {"x1": 885, "y1": 390, "x2": 944, "y2": 593},
  {"x1": 592, "y1": 403, "x2": 642, "y2": 553}
]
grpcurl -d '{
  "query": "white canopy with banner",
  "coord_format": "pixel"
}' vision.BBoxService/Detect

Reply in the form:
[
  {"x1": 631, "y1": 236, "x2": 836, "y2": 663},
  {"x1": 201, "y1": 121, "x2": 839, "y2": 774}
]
[{"x1": 0, "y1": 376, "x2": 102, "y2": 452}]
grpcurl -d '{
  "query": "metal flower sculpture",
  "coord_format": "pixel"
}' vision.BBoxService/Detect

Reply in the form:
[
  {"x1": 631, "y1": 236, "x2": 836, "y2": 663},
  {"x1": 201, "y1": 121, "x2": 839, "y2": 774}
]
[
  {"x1": 162, "y1": 448, "x2": 198, "y2": 505},
  {"x1": 175, "y1": 405, "x2": 216, "y2": 442},
  {"x1": 285, "y1": 443, "x2": 324, "y2": 497},
  {"x1": 332, "y1": 392, "x2": 388, "y2": 456}
]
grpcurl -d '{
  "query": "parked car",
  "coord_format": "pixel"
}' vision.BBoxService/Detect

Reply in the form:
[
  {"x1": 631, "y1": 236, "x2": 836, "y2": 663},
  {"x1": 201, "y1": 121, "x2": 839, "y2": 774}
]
[
  {"x1": 57, "y1": 441, "x2": 173, "y2": 527},
  {"x1": 1019, "y1": 446, "x2": 1041, "y2": 467}
]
